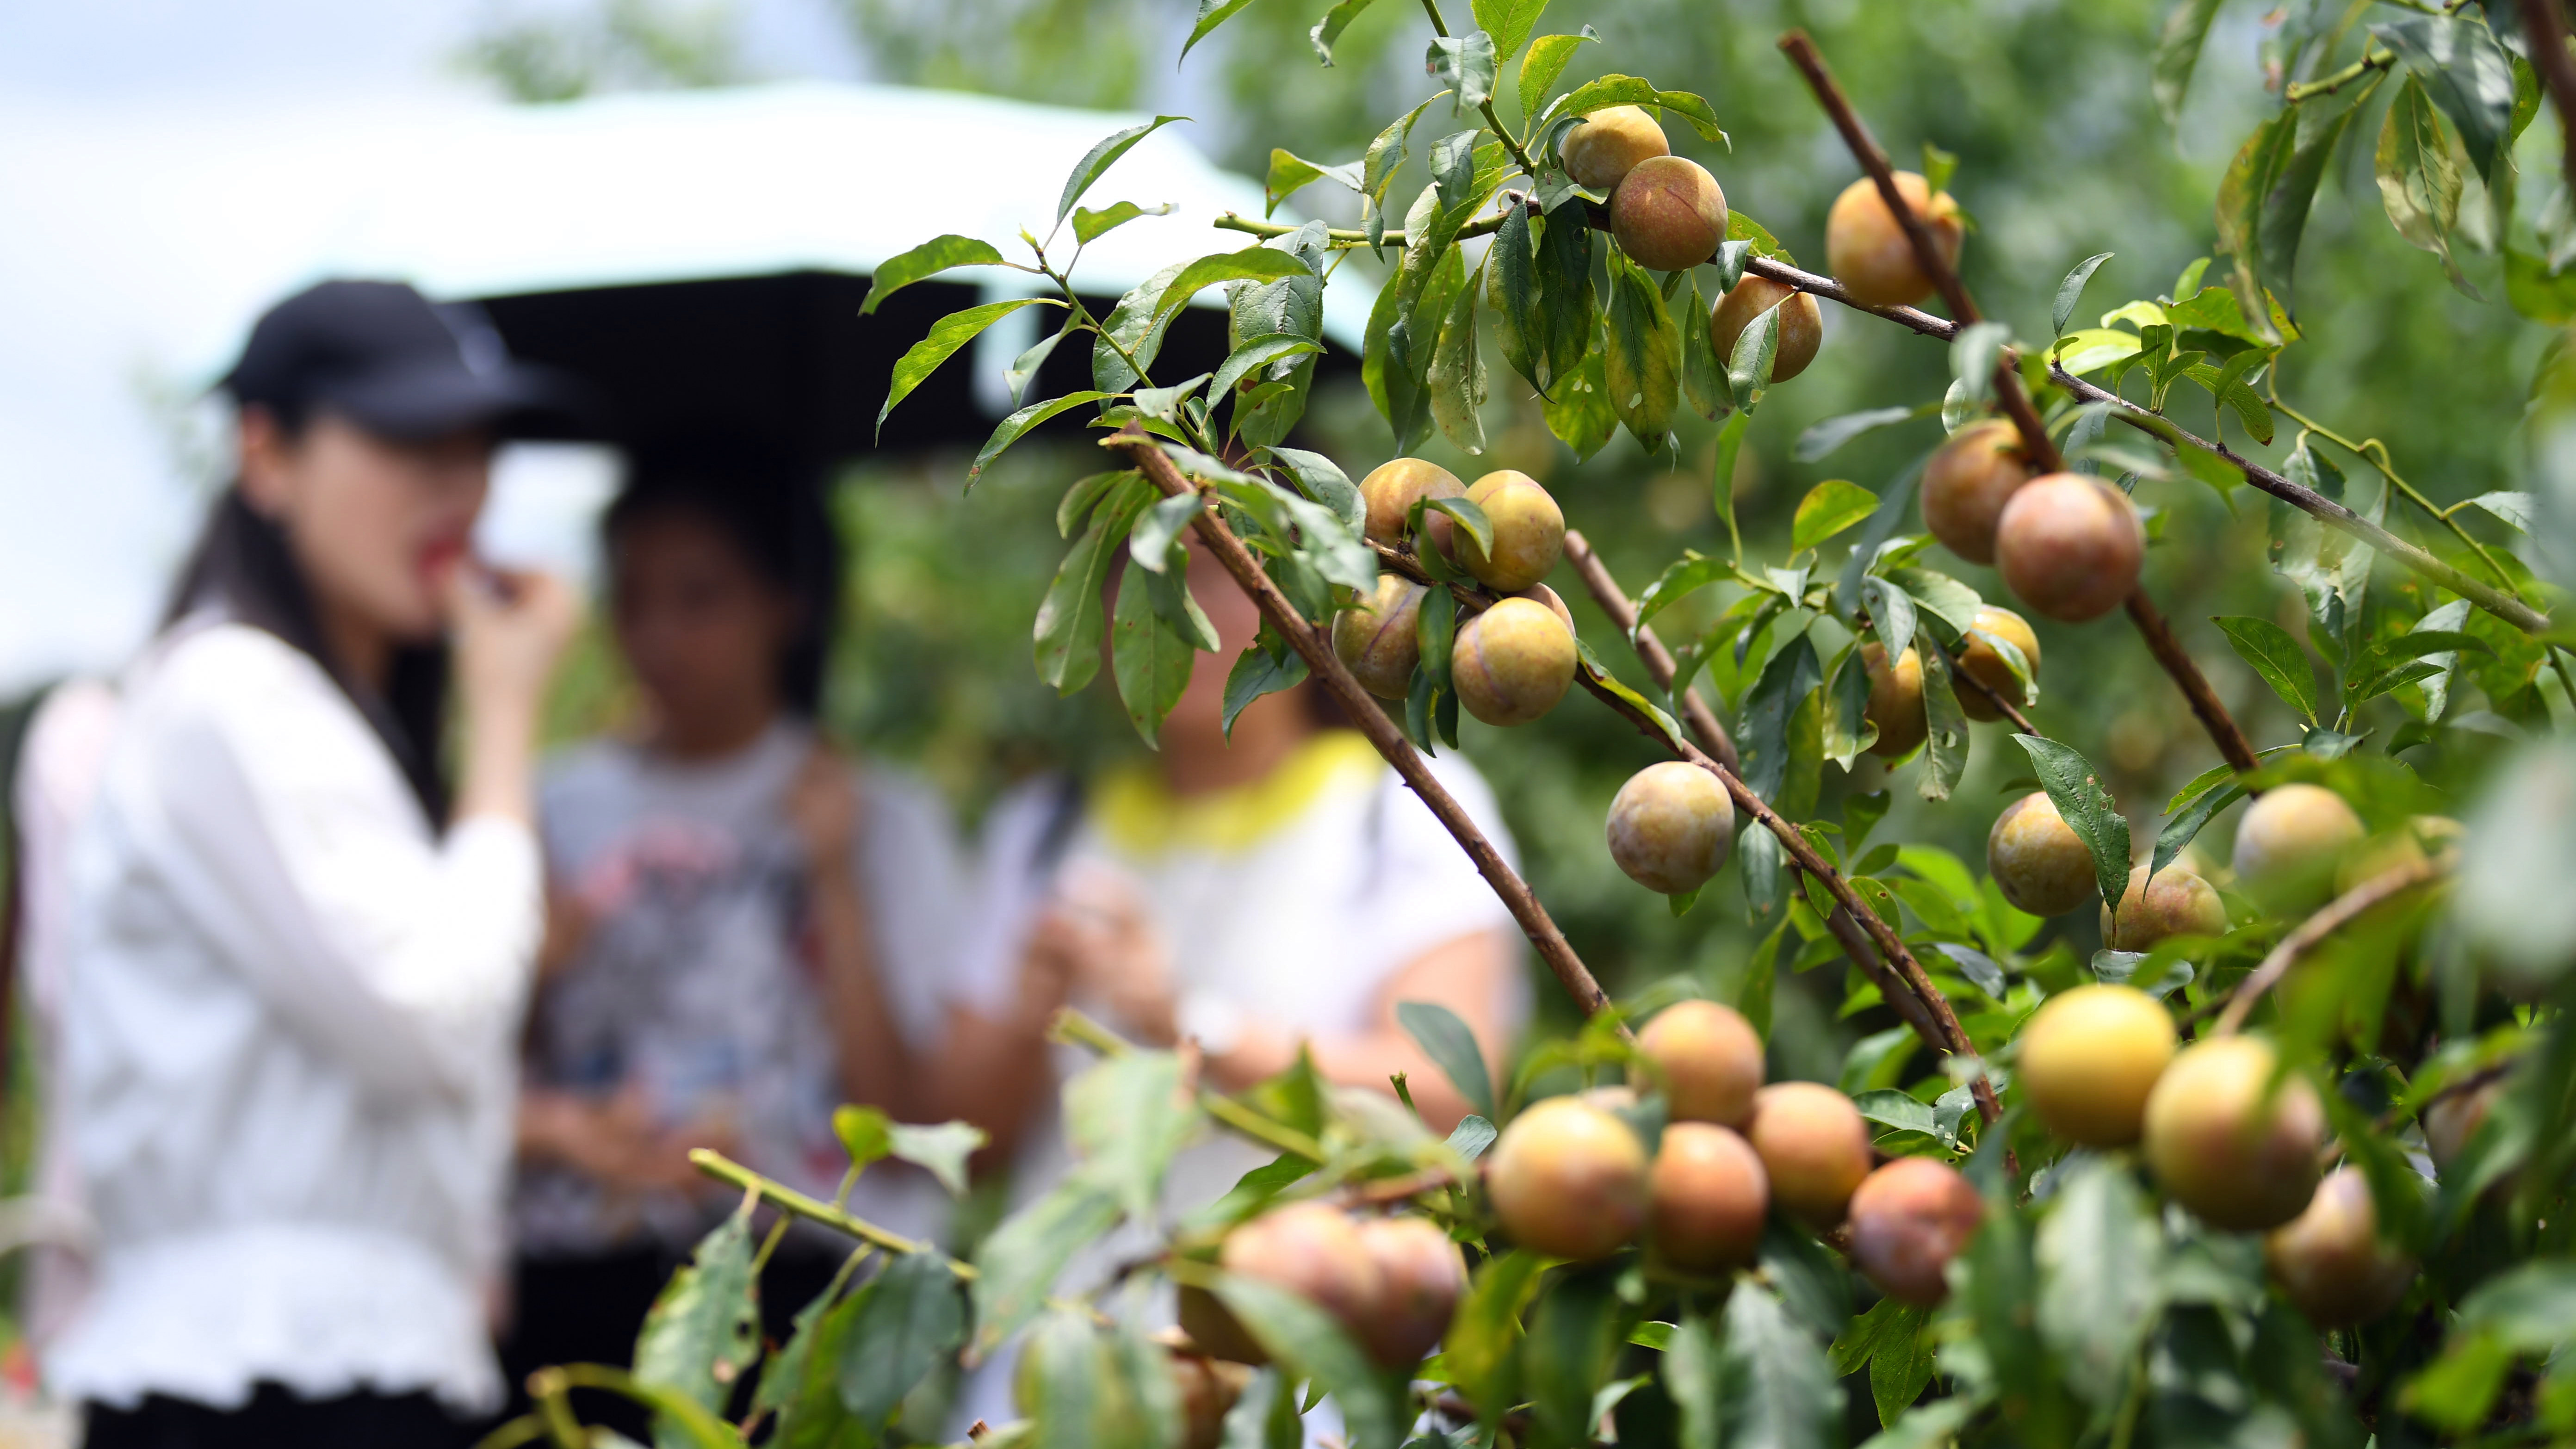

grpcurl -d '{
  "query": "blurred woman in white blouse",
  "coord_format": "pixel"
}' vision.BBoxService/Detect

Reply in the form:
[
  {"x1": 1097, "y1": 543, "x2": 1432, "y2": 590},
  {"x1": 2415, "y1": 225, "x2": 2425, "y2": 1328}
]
[{"x1": 46, "y1": 281, "x2": 580, "y2": 1448}]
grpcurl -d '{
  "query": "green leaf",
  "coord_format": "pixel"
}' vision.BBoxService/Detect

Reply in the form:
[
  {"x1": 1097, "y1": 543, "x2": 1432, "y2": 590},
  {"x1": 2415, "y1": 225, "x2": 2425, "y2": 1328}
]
[
  {"x1": 1309, "y1": 0, "x2": 1380, "y2": 64},
  {"x1": 1726, "y1": 297, "x2": 1780, "y2": 414},
  {"x1": 1395, "y1": 999, "x2": 1496, "y2": 1121},
  {"x1": 1554, "y1": 74, "x2": 1729, "y2": 145},
  {"x1": 1020, "y1": 1307, "x2": 1117, "y2": 1448},
  {"x1": 1791, "y1": 479, "x2": 1879, "y2": 555},
  {"x1": 1831, "y1": 1296, "x2": 1936, "y2": 1429},
  {"x1": 1920, "y1": 141, "x2": 1958, "y2": 198},
  {"x1": 1007, "y1": 322, "x2": 1070, "y2": 409},
  {"x1": 633, "y1": 1201, "x2": 760, "y2": 1427},
  {"x1": 1059, "y1": 117, "x2": 1186, "y2": 220},
  {"x1": 1852, "y1": 1088, "x2": 1937, "y2": 1136},
  {"x1": 1222, "y1": 625, "x2": 1310, "y2": 738},
  {"x1": 1130, "y1": 490, "x2": 1205, "y2": 575},
  {"x1": 2211, "y1": 614, "x2": 2321, "y2": 723},
  {"x1": 2035, "y1": 1155, "x2": 2163, "y2": 1406},
  {"x1": 1536, "y1": 203, "x2": 1599, "y2": 393},
  {"x1": 1543, "y1": 344, "x2": 1616, "y2": 462},
  {"x1": 1213, "y1": 334, "x2": 1325, "y2": 405},
  {"x1": 860, "y1": 235, "x2": 1007, "y2": 316},
  {"x1": 756, "y1": 1254, "x2": 865, "y2": 1446},
  {"x1": 2154, "y1": 779, "x2": 2247, "y2": 882},
  {"x1": 2217, "y1": 79, "x2": 2372, "y2": 327},
  {"x1": 833, "y1": 1104, "x2": 893, "y2": 1172},
  {"x1": 1795, "y1": 405, "x2": 1924, "y2": 463},
  {"x1": 1153, "y1": 248, "x2": 1318, "y2": 326},
  {"x1": 2378, "y1": 75, "x2": 2477, "y2": 296},
  {"x1": 1057, "y1": 470, "x2": 1129, "y2": 539},
  {"x1": 1605, "y1": 250, "x2": 1680, "y2": 446},
  {"x1": 887, "y1": 1121, "x2": 987, "y2": 1198},
  {"x1": 1360, "y1": 96, "x2": 1440, "y2": 217},
  {"x1": 1487, "y1": 201, "x2": 1547, "y2": 391},
  {"x1": 1665, "y1": 1313, "x2": 1719, "y2": 1449},
  {"x1": 968, "y1": 390, "x2": 1115, "y2": 489},
  {"x1": 1427, "y1": 30, "x2": 1500, "y2": 112},
  {"x1": 1095, "y1": 260, "x2": 1189, "y2": 396},
  {"x1": 2375, "y1": 14, "x2": 2517, "y2": 180},
  {"x1": 1634, "y1": 552, "x2": 1730, "y2": 634},
  {"x1": 1950, "y1": 320, "x2": 2011, "y2": 406},
  {"x1": 1882, "y1": 566, "x2": 1981, "y2": 639},
  {"x1": 1111, "y1": 565, "x2": 1197, "y2": 746},
  {"x1": 1445, "y1": 1113, "x2": 1498, "y2": 1159},
  {"x1": 1740, "y1": 631, "x2": 1822, "y2": 806},
  {"x1": 1527, "y1": 1267, "x2": 1624, "y2": 1447},
  {"x1": 1419, "y1": 494, "x2": 1492, "y2": 561},
  {"x1": 1066, "y1": 1049, "x2": 1198, "y2": 1220},
  {"x1": 2152, "y1": 0, "x2": 2226, "y2": 128},
  {"x1": 1264, "y1": 447, "x2": 1363, "y2": 534},
  {"x1": 1429, "y1": 258, "x2": 1490, "y2": 453},
  {"x1": 878, "y1": 298, "x2": 1064, "y2": 440},
  {"x1": 1473, "y1": 0, "x2": 1548, "y2": 64},
  {"x1": 1518, "y1": 28, "x2": 1598, "y2": 118},
  {"x1": 1448, "y1": 1252, "x2": 1545, "y2": 1427},
  {"x1": 1263, "y1": 149, "x2": 1360, "y2": 217},
  {"x1": 1416, "y1": 582, "x2": 1458, "y2": 705},
  {"x1": 1719, "y1": 1282, "x2": 1839, "y2": 1449},
  {"x1": 1209, "y1": 1273, "x2": 1399, "y2": 1449},
  {"x1": 836, "y1": 1252, "x2": 967, "y2": 1430},
  {"x1": 1032, "y1": 475, "x2": 1152, "y2": 695},
  {"x1": 1071, "y1": 200, "x2": 1175, "y2": 245},
  {"x1": 2012, "y1": 734, "x2": 2132, "y2": 912},
  {"x1": 1677, "y1": 275, "x2": 1728, "y2": 421},
  {"x1": 969, "y1": 1180, "x2": 1125, "y2": 1354},
  {"x1": 1915, "y1": 627, "x2": 1969, "y2": 803}
]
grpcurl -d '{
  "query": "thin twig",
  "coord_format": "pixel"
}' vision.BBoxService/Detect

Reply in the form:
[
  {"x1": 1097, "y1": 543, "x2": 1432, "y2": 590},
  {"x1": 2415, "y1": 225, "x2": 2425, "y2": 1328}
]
[
  {"x1": 2207, "y1": 858, "x2": 2449, "y2": 1035},
  {"x1": 688, "y1": 1148, "x2": 972, "y2": 1274},
  {"x1": 2285, "y1": 46, "x2": 2394, "y2": 102},
  {"x1": 1107, "y1": 430, "x2": 1627, "y2": 1030},
  {"x1": 2521, "y1": 0, "x2": 2576, "y2": 198},
  {"x1": 1778, "y1": 28, "x2": 2265, "y2": 776}
]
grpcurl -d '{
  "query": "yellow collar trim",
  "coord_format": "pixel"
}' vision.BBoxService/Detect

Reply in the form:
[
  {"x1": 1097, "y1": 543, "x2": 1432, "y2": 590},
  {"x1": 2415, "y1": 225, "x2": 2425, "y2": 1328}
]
[{"x1": 1091, "y1": 730, "x2": 1386, "y2": 857}]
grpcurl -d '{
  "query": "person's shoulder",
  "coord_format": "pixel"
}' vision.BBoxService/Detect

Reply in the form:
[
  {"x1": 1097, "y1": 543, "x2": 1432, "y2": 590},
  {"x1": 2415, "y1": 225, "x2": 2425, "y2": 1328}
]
[{"x1": 146, "y1": 621, "x2": 325, "y2": 706}]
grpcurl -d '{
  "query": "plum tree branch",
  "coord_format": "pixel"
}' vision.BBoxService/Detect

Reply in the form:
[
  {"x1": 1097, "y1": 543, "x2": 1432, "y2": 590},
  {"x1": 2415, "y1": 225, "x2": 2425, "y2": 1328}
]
[
  {"x1": 1367, "y1": 536, "x2": 1995, "y2": 1123},
  {"x1": 688, "y1": 1148, "x2": 970, "y2": 1272},
  {"x1": 1048, "y1": 1007, "x2": 1335, "y2": 1162},
  {"x1": 2207, "y1": 857, "x2": 2449, "y2": 1036},
  {"x1": 1105, "y1": 429, "x2": 1626, "y2": 1028},
  {"x1": 2519, "y1": 0, "x2": 2576, "y2": 197},
  {"x1": 1779, "y1": 29, "x2": 2264, "y2": 777}
]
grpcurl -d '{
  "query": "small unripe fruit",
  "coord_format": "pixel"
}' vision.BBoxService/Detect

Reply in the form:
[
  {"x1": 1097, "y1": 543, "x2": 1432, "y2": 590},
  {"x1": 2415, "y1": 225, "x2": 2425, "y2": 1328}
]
[
  {"x1": 2102, "y1": 864, "x2": 2229, "y2": 950},
  {"x1": 2143, "y1": 1036, "x2": 2325, "y2": 1232},
  {"x1": 1952, "y1": 606, "x2": 2039, "y2": 723},
  {"x1": 1746, "y1": 1082, "x2": 1874, "y2": 1228},
  {"x1": 1709, "y1": 277, "x2": 1823, "y2": 384},
  {"x1": 1355, "y1": 1216, "x2": 1467, "y2": 1367},
  {"x1": 2232, "y1": 784, "x2": 2366, "y2": 917},
  {"x1": 1437, "y1": 471, "x2": 1564, "y2": 591},
  {"x1": 1559, "y1": 105, "x2": 1670, "y2": 191},
  {"x1": 1332, "y1": 575, "x2": 1426, "y2": 700},
  {"x1": 1994, "y1": 473, "x2": 2145, "y2": 623},
  {"x1": 1637, "y1": 999, "x2": 1764, "y2": 1128},
  {"x1": 1649, "y1": 1123, "x2": 1770, "y2": 1273},
  {"x1": 1988, "y1": 792, "x2": 2096, "y2": 917},
  {"x1": 2335, "y1": 815, "x2": 2464, "y2": 896},
  {"x1": 2017, "y1": 984, "x2": 2176, "y2": 1146},
  {"x1": 1862, "y1": 642, "x2": 1926, "y2": 759},
  {"x1": 1216, "y1": 1202, "x2": 1382, "y2": 1352},
  {"x1": 1359, "y1": 457, "x2": 1462, "y2": 545},
  {"x1": 1608, "y1": 762, "x2": 1737, "y2": 897},
  {"x1": 1487, "y1": 1096, "x2": 1650, "y2": 1260},
  {"x1": 1847, "y1": 1157, "x2": 1984, "y2": 1307},
  {"x1": 2263, "y1": 1168, "x2": 2416, "y2": 1329},
  {"x1": 1824, "y1": 172, "x2": 1964, "y2": 308},
  {"x1": 1451, "y1": 597, "x2": 1576, "y2": 726},
  {"x1": 1517, "y1": 582, "x2": 1577, "y2": 633},
  {"x1": 1922, "y1": 420, "x2": 2034, "y2": 565},
  {"x1": 1610, "y1": 155, "x2": 1728, "y2": 272}
]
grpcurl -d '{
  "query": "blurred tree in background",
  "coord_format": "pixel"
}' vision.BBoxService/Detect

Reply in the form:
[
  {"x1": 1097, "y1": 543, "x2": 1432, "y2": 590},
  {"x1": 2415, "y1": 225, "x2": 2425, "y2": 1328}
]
[{"x1": 463, "y1": 0, "x2": 2555, "y2": 1076}]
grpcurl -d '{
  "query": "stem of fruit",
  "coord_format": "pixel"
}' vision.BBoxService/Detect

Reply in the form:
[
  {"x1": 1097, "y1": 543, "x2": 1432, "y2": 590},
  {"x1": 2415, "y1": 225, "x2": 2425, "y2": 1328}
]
[
  {"x1": 1049, "y1": 1007, "x2": 1335, "y2": 1162},
  {"x1": 1106, "y1": 429, "x2": 1626, "y2": 1028},
  {"x1": 1779, "y1": 29, "x2": 2267, "y2": 777},
  {"x1": 2207, "y1": 857, "x2": 2450, "y2": 1036},
  {"x1": 688, "y1": 1148, "x2": 972, "y2": 1274},
  {"x1": 1559, "y1": 532, "x2": 1959, "y2": 1063},
  {"x1": 1369, "y1": 539, "x2": 1993, "y2": 1122},
  {"x1": 2519, "y1": 0, "x2": 2576, "y2": 197},
  {"x1": 1560, "y1": 530, "x2": 1741, "y2": 771}
]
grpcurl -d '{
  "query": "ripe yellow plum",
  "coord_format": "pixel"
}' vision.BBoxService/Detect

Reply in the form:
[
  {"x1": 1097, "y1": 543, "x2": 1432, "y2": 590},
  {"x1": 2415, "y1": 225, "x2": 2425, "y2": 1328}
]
[
  {"x1": 1560, "y1": 105, "x2": 1670, "y2": 191},
  {"x1": 2233, "y1": 784, "x2": 2366, "y2": 917},
  {"x1": 1331, "y1": 575, "x2": 1426, "y2": 700},
  {"x1": 1863, "y1": 641, "x2": 1927, "y2": 759},
  {"x1": 1607, "y1": 762, "x2": 1737, "y2": 897},
  {"x1": 1847, "y1": 1157, "x2": 1985, "y2": 1306},
  {"x1": 1709, "y1": 277, "x2": 1823, "y2": 384},
  {"x1": 2142, "y1": 1036, "x2": 2325, "y2": 1232},
  {"x1": 1359, "y1": 457, "x2": 1462, "y2": 545},
  {"x1": 1994, "y1": 473, "x2": 2144, "y2": 623},
  {"x1": 1987, "y1": 792, "x2": 2096, "y2": 917},
  {"x1": 2101, "y1": 864, "x2": 2229, "y2": 950},
  {"x1": 2017, "y1": 984, "x2": 2176, "y2": 1146},
  {"x1": 1952, "y1": 606, "x2": 2040, "y2": 722},
  {"x1": 1649, "y1": 1123, "x2": 1770, "y2": 1272},
  {"x1": 1824, "y1": 172, "x2": 1964, "y2": 308},
  {"x1": 1451, "y1": 597, "x2": 1576, "y2": 726},
  {"x1": 2263, "y1": 1167, "x2": 2416, "y2": 1329},
  {"x1": 1636, "y1": 998, "x2": 1764, "y2": 1128},
  {"x1": 1610, "y1": 155, "x2": 1728, "y2": 272},
  {"x1": 1746, "y1": 1082, "x2": 1874, "y2": 1228},
  {"x1": 1922, "y1": 420, "x2": 2033, "y2": 565},
  {"x1": 1487, "y1": 1096, "x2": 1650, "y2": 1260}
]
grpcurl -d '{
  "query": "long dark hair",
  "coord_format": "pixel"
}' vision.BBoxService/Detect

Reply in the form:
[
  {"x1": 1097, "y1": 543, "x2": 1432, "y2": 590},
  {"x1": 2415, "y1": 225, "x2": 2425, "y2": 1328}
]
[
  {"x1": 601, "y1": 439, "x2": 839, "y2": 717},
  {"x1": 164, "y1": 481, "x2": 454, "y2": 824}
]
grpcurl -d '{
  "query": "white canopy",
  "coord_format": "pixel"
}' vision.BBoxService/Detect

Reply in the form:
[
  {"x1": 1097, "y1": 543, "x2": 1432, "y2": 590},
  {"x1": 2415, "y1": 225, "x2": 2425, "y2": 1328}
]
[{"x1": 0, "y1": 82, "x2": 1362, "y2": 689}]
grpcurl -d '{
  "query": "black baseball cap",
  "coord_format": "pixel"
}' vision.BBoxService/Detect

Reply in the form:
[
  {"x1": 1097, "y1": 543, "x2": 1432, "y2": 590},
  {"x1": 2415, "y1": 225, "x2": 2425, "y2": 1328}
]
[{"x1": 219, "y1": 279, "x2": 586, "y2": 442}]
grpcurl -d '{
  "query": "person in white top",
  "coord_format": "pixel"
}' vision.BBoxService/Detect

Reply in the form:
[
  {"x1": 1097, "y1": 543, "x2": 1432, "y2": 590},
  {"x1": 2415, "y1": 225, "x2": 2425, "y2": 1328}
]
[
  {"x1": 499, "y1": 446, "x2": 1069, "y2": 1437},
  {"x1": 952, "y1": 538, "x2": 1528, "y2": 1434},
  {"x1": 46, "y1": 280, "x2": 581, "y2": 1449}
]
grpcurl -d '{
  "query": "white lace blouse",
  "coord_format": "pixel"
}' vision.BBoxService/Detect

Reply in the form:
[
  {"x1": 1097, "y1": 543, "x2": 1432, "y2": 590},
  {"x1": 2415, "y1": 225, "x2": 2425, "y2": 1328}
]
[{"x1": 43, "y1": 620, "x2": 541, "y2": 1413}]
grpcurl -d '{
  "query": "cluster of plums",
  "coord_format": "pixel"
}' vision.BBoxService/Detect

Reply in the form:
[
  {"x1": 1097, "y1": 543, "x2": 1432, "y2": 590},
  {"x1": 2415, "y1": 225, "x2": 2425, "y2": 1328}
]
[
  {"x1": 1334, "y1": 458, "x2": 1578, "y2": 727},
  {"x1": 1485, "y1": 1000, "x2": 1981, "y2": 1305},
  {"x1": 1177, "y1": 1201, "x2": 1468, "y2": 1368},
  {"x1": 1926, "y1": 416, "x2": 2146, "y2": 625}
]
